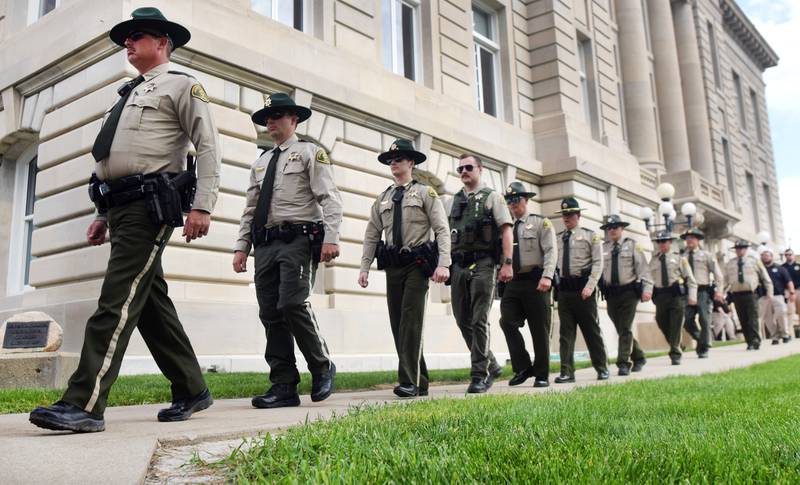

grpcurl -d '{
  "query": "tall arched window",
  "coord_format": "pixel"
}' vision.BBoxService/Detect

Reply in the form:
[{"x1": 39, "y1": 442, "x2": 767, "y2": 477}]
[{"x1": 7, "y1": 152, "x2": 38, "y2": 294}]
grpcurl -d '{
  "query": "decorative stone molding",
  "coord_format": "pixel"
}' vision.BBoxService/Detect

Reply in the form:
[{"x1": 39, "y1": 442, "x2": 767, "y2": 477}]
[{"x1": 719, "y1": 0, "x2": 779, "y2": 70}]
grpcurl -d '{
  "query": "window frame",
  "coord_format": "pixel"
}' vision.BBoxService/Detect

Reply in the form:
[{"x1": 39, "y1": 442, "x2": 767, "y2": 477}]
[
  {"x1": 471, "y1": 2, "x2": 502, "y2": 118},
  {"x1": 732, "y1": 71, "x2": 746, "y2": 130},
  {"x1": 26, "y1": 0, "x2": 60, "y2": 25},
  {"x1": 6, "y1": 147, "x2": 38, "y2": 295},
  {"x1": 382, "y1": 0, "x2": 423, "y2": 82},
  {"x1": 251, "y1": 0, "x2": 311, "y2": 32},
  {"x1": 577, "y1": 34, "x2": 601, "y2": 140},
  {"x1": 707, "y1": 21, "x2": 722, "y2": 90}
]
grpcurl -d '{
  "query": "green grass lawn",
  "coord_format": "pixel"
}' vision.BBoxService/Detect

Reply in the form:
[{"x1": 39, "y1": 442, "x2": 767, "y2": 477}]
[{"x1": 214, "y1": 354, "x2": 800, "y2": 484}]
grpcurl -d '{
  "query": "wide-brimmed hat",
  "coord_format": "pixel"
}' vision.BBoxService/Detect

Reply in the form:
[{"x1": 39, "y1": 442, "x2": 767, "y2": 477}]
[
  {"x1": 732, "y1": 239, "x2": 751, "y2": 249},
  {"x1": 377, "y1": 139, "x2": 426, "y2": 165},
  {"x1": 110, "y1": 7, "x2": 191, "y2": 49},
  {"x1": 504, "y1": 181, "x2": 536, "y2": 200},
  {"x1": 555, "y1": 197, "x2": 583, "y2": 215},
  {"x1": 680, "y1": 227, "x2": 705, "y2": 240},
  {"x1": 251, "y1": 92, "x2": 312, "y2": 126},
  {"x1": 651, "y1": 230, "x2": 676, "y2": 242},
  {"x1": 600, "y1": 214, "x2": 629, "y2": 230}
]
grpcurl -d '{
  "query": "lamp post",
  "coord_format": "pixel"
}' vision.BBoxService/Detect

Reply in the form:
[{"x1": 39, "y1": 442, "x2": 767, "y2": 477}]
[{"x1": 640, "y1": 182, "x2": 697, "y2": 234}]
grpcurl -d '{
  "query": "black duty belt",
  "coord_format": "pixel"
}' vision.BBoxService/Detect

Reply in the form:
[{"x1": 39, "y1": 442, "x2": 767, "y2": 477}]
[
  {"x1": 731, "y1": 290, "x2": 755, "y2": 297},
  {"x1": 653, "y1": 283, "x2": 683, "y2": 297},
  {"x1": 603, "y1": 282, "x2": 638, "y2": 297},
  {"x1": 558, "y1": 275, "x2": 589, "y2": 291},
  {"x1": 452, "y1": 250, "x2": 493, "y2": 266},
  {"x1": 512, "y1": 267, "x2": 543, "y2": 282},
  {"x1": 253, "y1": 222, "x2": 323, "y2": 247},
  {"x1": 95, "y1": 173, "x2": 175, "y2": 208}
]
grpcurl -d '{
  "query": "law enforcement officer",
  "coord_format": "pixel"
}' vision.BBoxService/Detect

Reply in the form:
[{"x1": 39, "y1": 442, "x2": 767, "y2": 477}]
[
  {"x1": 358, "y1": 139, "x2": 451, "y2": 398},
  {"x1": 499, "y1": 182, "x2": 556, "y2": 388},
  {"x1": 681, "y1": 228, "x2": 724, "y2": 358},
  {"x1": 781, "y1": 249, "x2": 800, "y2": 337},
  {"x1": 30, "y1": 8, "x2": 220, "y2": 433},
  {"x1": 554, "y1": 198, "x2": 609, "y2": 383},
  {"x1": 759, "y1": 247, "x2": 794, "y2": 344},
  {"x1": 599, "y1": 215, "x2": 653, "y2": 375},
  {"x1": 724, "y1": 240, "x2": 772, "y2": 350},
  {"x1": 449, "y1": 154, "x2": 513, "y2": 393},
  {"x1": 649, "y1": 231, "x2": 698, "y2": 365},
  {"x1": 233, "y1": 93, "x2": 342, "y2": 408}
]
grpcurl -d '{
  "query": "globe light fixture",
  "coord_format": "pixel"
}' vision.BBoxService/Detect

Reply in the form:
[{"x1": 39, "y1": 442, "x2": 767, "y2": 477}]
[
  {"x1": 643, "y1": 182, "x2": 695, "y2": 234},
  {"x1": 656, "y1": 182, "x2": 676, "y2": 201},
  {"x1": 757, "y1": 231, "x2": 771, "y2": 245},
  {"x1": 640, "y1": 206, "x2": 654, "y2": 221}
]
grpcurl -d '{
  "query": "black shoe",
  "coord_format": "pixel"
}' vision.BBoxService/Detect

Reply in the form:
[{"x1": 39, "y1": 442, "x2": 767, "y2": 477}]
[
  {"x1": 157, "y1": 388, "x2": 213, "y2": 422},
  {"x1": 772, "y1": 339, "x2": 780, "y2": 346},
  {"x1": 753, "y1": 343, "x2": 760, "y2": 350},
  {"x1": 29, "y1": 401, "x2": 105, "y2": 433},
  {"x1": 554, "y1": 374, "x2": 575, "y2": 384},
  {"x1": 746, "y1": 344, "x2": 754, "y2": 351},
  {"x1": 783, "y1": 336, "x2": 792, "y2": 344},
  {"x1": 533, "y1": 378, "x2": 549, "y2": 388},
  {"x1": 393, "y1": 383, "x2": 428, "y2": 398},
  {"x1": 618, "y1": 366, "x2": 631, "y2": 377},
  {"x1": 631, "y1": 359, "x2": 646, "y2": 372},
  {"x1": 697, "y1": 351, "x2": 709, "y2": 359},
  {"x1": 671, "y1": 357, "x2": 681, "y2": 366},
  {"x1": 311, "y1": 362, "x2": 336, "y2": 402},
  {"x1": 490, "y1": 366, "x2": 503, "y2": 380},
  {"x1": 597, "y1": 370, "x2": 610, "y2": 380},
  {"x1": 508, "y1": 367, "x2": 534, "y2": 386},
  {"x1": 467, "y1": 377, "x2": 489, "y2": 394},
  {"x1": 252, "y1": 384, "x2": 301, "y2": 409}
]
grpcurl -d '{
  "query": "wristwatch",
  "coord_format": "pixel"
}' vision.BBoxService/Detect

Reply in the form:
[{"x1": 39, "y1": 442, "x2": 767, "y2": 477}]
[{"x1": 503, "y1": 257, "x2": 513, "y2": 265}]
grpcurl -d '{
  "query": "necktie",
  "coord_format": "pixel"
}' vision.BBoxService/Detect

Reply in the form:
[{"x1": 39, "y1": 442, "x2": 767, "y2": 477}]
[
  {"x1": 392, "y1": 186, "x2": 406, "y2": 247},
  {"x1": 688, "y1": 251, "x2": 695, "y2": 273},
  {"x1": 611, "y1": 242, "x2": 620, "y2": 286},
  {"x1": 660, "y1": 253, "x2": 669, "y2": 288},
  {"x1": 562, "y1": 231, "x2": 571, "y2": 277},
  {"x1": 738, "y1": 257, "x2": 744, "y2": 284},
  {"x1": 512, "y1": 220, "x2": 521, "y2": 273},
  {"x1": 252, "y1": 148, "x2": 282, "y2": 231},
  {"x1": 91, "y1": 75, "x2": 145, "y2": 162}
]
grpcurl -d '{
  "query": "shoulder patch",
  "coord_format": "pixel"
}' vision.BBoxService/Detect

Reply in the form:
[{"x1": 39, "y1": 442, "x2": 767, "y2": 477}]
[
  {"x1": 635, "y1": 243, "x2": 644, "y2": 253},
  {"x1": 190, "y1": 84, "x2": 209, "y2": 102},
  {"x1": 591, "y1": 233, "x2": 602, "y2": 244},
  {"x1": 315, "y1": 148, "x2": 331, "y2": 165},
  {"x1": 427, "y1": 186, "x2": 439, "y2": 198},
  {"x1": 543, "y1": 218, "x2": 552, "y2": 229}
]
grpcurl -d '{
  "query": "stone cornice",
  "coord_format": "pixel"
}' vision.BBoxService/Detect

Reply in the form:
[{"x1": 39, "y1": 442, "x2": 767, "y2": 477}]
[{"x1": 719, "y1": 0, "x2": 779, "y2": 70}]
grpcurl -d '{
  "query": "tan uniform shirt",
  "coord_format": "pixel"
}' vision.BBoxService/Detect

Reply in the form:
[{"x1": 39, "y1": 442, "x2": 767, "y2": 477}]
[
  {"x1": 513, "y1": 213, "x2": 557, "y2": 279},
  {"x1": 724, "y1": 255, "x2": 773, "y2": 294},
  {"x1": 556, "y1": 226, "x2": 603, "y2": 292},
  {"x1": 649, "y1": 251, "x2": 698, "y2": 301},
  {"x1": 234, "y1": 133, "x2": 343, "y2": 254},
  {"x1": 360, "y1": 181, "x2": 451, "y2": 273},
  {"x1": 602, "y1": 238, "x2": 654, "y2": 294},
  {"x1": 685, "y1": 248, "x2": 724, "y2": 288},
  {"x1": 95, "y1": 63, "x2": 221, "y2": 214}
]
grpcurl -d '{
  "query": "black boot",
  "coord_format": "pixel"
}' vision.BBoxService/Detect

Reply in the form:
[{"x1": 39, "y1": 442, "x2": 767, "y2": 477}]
[
  {"x1": 631, "y1": 359, "x2": 647, "y2": 372},
  {"x1": 311, "y1": 362, "x2": 336, "y2": 402},
  {"x1": 467, "y1": 377, "x2": 489, "y2": 394},
  {"x1": 393, "y1": 383, "x2": 428, "y2": 398},
  {"x1": 252, "y1": 384, "x2": 301, "y2": 409},
  {"x1": 157, "y1": 388, "x2": 213, "y2": 422},
  {"x1": 29, "y1": 401, "x2": 105, "y2": 433},
  {"x1": 508, "y1": 367, "x2": 533, "y2": 386}
]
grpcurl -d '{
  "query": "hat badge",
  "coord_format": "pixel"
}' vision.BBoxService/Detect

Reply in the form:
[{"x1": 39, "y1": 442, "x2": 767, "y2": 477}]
[
  {"x1": 506, "y1": 187, "x2": 513, "y2": 193},
  {"x1": 562, "y1": 202, "x2": 568, "y2": 209},
  {"x1": 390, "y1": 143, "x2": 398, "y2": 151},
  {"x1": 264, "y1": 96, "x2": 272, "y2": 107},
  {"x1": 607, "y1": 217, "x2": 613, "y2": 223}
]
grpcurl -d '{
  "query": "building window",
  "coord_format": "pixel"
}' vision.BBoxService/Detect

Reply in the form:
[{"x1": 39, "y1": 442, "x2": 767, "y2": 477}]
[
  {"x1": 382, "y1": 0, "x2": 420, "y2": 81},
  {"x1": 732, "y1": 71, "x2": 746, "y2": 129},
  {"x1": 746, "y1": 172, "x2": 759, "y2": 231},
  {"x1": 27, "y1": 0, "x2": 59, "y2": 24},
  {"x1": 472, "y1": 4, "x2": 500, "y2": 117},
  {"x1": 577, "y1": 35, "x2": 600, "y2": 140},
  {"x1": 707, "y1": 21, "x2": 721, "y2": 89},
  {"x1": 750, "y1": 89, "x2": 763, "y2": 143},
  {"x1": 722, "y1": 138, "x2": 737, "y2": 209},
  {"x1": 7, "y1": 155, "x2": 37, "y2": 294},
  {"x1": 613, "y1": 45, "x2": 627, "y2": 141},
  {"x1": 763, "y1": 184, "x2": 776, "y2": 237},
  {"x1": 251, "y1": 0, "x2": 306, "y2": 31},
  {"x1": 641, "y1": 0, "x2": 652, "y2": 52}
]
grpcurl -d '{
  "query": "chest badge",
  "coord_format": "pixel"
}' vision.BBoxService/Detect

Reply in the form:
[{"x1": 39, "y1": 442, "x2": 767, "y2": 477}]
[
  {"x1": 143, "y1": 83, "x2": 156, "y2": 94},
  {"x1": 475, "y1": 193, "x2": 484, "y2": 201},
  {"x1": 287, "y1": 152, "x2": 300, "y2": 161},
  {"x1": 525, "y1": 224, "x2": 533, "y2": 230}
]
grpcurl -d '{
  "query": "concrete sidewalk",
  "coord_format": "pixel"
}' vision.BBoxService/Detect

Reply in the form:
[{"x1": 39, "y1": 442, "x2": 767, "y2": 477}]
[{"x1": 2, "y1": 340, "x2": 799, "y2": 484}]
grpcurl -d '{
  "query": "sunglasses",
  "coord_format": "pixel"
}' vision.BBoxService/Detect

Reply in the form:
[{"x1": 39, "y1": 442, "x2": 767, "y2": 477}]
[
  {"x1": 126, "y1": 30, "x2": 165, "y2": 41},
  {"x1": 505, "y1": 195, "x2": 523, "y2": 204},
  {"x1": 265, "y1": 111, "x2": 289, "y2": 120},
  {"x1": 456, "y1": 164, "x2": 476, "y2": 174}
]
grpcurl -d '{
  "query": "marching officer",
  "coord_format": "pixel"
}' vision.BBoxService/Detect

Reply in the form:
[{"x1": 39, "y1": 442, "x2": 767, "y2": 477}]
[
  {"x1": 233, "y1": 92, "x2": 342, "y2": 408},
  {"x1": 599, "y1": 215, "x2": 653, "y2": 375},
  {"x1": 781, "y1": 249, "x2": 800, "y2": 337},
  {"x1": 499, "y1": 182, "x2": 557, "y2": 388},
  {"x1": 649, "y1": 231, "x2": 697, "y2": 365},
  {"x1": 358, "y1": 139, "x2": 451, "y2": 398},
  {"x1": 30, "y1": 7, "x2": 221, "y2": 433},
  {"x1": 724, "y1": 240, "x2": 772, "y2": 350},
  {"x1": 758, "y1": 247, "x2": 794, "y2": 344},
  {"x1": 449, "y1": 154, "x2": 513, "y2": 394},
  {"x1": 681, "y1": 228, "x2": 724, "y2": 358},
  {"x1": 554, "y1": 197, "x2": 609, "y2": 383}
]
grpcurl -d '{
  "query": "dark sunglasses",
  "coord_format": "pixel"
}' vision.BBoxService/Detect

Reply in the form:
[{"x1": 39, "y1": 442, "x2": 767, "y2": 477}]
[
  {"x1": 266, "y1": 110, "x2": 289, "y2": 120},
  {"x1": 126, "y1": 30, "x2": 165, "y2": 41},
  {"x1": 505, "y1": 195, "x2": 523, "y2": 204},
  {"x1": 456, "y1": 164, "x2": 475, "y2": 174}
]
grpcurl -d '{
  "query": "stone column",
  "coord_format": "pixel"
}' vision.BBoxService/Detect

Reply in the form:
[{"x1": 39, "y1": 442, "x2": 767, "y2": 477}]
[
  {"x1": 647, "y1": 0, "x2": 691, "y2": 173},
  {"x1": 673, "y1": 0, "x2": 715, "y2": 182},
  {"x1": 615, "y1": 0, "x2": 662, "y2": 171}
]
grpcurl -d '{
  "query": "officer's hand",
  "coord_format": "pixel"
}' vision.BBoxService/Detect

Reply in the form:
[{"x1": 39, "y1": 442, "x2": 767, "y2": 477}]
[
  {"x1": 432, "y1": 266, "x2": 450, "y2": 283},
  {"x1": 641, "y1": 291, "x2": 653, "y2": 302},
  {"x1": 688, "y1": 298, "x2": 697, "y2": 306},
  {"x1": 358, "y1": 271, "x2": 369, "y2": 288},
  {"x1": 581, "y1": 287, "x2": 593, "y2": 300},
  {"x1": 232, "y1": 251, "x2": 248, "y2": 273},
  {"x1": 537, "y1": 277, "x2": 552, "y2": 292},
  {"x1": 498, "y1": 263, "x2": 513, "y2": 283},
  {"x1": 320, "y1": 243, "x2": 339, "y2": 263},
  {"x1": 86, "y1": 220, "x2": 108, "y2": 246},
  {"x1": 183, "y1": 210, "x2": 211, "y2": 243},
  {"x1": 713, "y1": 292, "x2": 724, "y2": 303}
]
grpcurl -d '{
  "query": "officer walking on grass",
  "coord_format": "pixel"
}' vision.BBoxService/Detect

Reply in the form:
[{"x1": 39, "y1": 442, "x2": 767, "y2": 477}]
[
  {"x1": 233, "y1": 93, "x2": 342, "y2": 409},
  {"x1": 724, "y1": 240, "x2": 772, "y2": 350},
  {"x1": 681, "y1": 228, "x2": 724, "y2": 359},
  {"x1": 499, "y1": 182, "x2": 557, "y2": 388},
  {"x1": 599, "y1": 215, "x2": 652, "y2": 375},
  {"x1": 30, "y1": 8, "x2": 220, "y2": 433},
  {"x1": 554, "y1": 197, "x2": 609, "y2": 383},
  {"x1": 358, "y1": 139, "x2": 451, "y2": 398}
]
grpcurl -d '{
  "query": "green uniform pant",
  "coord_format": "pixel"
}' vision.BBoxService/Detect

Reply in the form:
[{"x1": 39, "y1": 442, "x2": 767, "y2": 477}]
[
  {"x1": 654, "y1": 292, "x2": 684, "y2": 359},
  {"x1": 732, "y1": 292, "x2": 760, "y2": 347},
  {"x1": 450, "y1": 257, "x2": 502, "y2": 379},
  {"x1": 499, "y1": 278, "x2": 551, "y2": 379},
  {"x1": 557, "y1": 291, "x2": 608, "y2": 376},
  {"x1": 62, "y1": 200, "x2": 206, "y2": 415},
  {"x1": 386, "y1": 263, "x2": 430, "y2": 389},
  {"x1": 685, "y1": 289, "x2": 712, "y2": 353},
  {"x1": 254, "y1": 237, "x2": 331, "y2": 385},
  {"x1": 605, "y1": 290, "x2": 645, "y2": 368}
]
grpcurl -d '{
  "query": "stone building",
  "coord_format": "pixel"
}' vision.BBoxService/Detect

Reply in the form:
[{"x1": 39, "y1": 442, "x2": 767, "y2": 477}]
[{"x1": 0, "y1": 0, "x2": 782, "y2": 374}]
